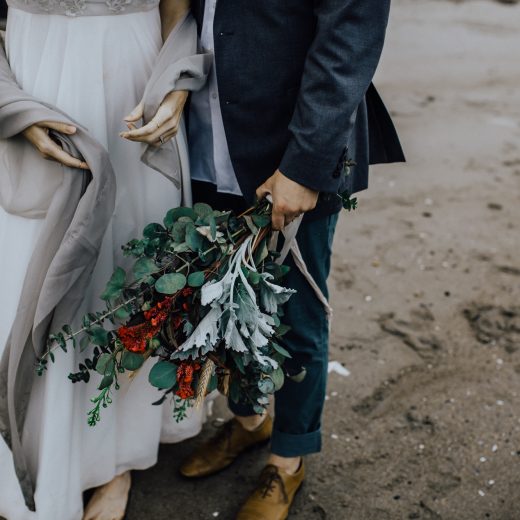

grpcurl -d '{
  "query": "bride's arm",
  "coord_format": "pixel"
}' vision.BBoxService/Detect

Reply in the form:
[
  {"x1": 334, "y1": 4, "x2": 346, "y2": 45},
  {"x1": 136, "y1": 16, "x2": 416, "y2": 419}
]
[
  {"x1": 160, "y1": 0, "x2": 190, "y2": 42},
  {"x1": 121, "y1": 0, "x2": 191, "y2": 145}
]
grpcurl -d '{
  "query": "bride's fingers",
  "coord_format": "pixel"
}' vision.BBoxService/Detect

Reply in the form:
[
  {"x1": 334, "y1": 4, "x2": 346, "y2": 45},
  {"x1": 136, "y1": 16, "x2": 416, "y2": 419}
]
[
  {"x1": 155, "y1": 127, "x2": 178, "y2": 145},
  {"x1": 123, "y1": 101, "x2": 144, "y2": 123},
  {"x1": 124, "y1": 115, "x2": 180, "y2": 145},
  {"x1": 42, "y1": 139, "x2": 89, "y2": 170},
  {"x1": 120, "y1": 104, "x2": 172, "y2": 140},
  {"x1": 41, "y1": 121, "x2": 77, "y2": 135}
]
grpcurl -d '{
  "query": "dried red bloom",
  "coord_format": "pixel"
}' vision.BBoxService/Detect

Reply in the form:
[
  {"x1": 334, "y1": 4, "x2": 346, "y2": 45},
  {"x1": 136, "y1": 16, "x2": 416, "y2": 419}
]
[
  {"x1": 182, "y1": 287, "x2": 193, "y2": 298},
  {"x1": 118, "y1": 297, "x2": 175, "y2": 352},
  {"x1": 117, "y1": 322, "x2": 157, "y2": 353},
  {"x1": 175, "y1": 362, "x2": 200, "y2": 400},
  {"x1": 171, "y1": 314, "x2": 183, "y2": 330}
]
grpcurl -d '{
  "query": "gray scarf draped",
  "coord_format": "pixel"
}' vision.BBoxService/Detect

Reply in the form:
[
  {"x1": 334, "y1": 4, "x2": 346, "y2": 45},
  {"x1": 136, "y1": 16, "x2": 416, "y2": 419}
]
[{"x1": 0, "y1": 13, "x2": 211, "y2": 510}]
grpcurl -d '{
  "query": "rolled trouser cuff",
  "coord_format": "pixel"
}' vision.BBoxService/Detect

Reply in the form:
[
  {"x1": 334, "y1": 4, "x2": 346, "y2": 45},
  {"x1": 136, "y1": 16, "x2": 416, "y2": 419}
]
[{"x1": 270, "y1": 427, "x2": 322, "y2": 457}]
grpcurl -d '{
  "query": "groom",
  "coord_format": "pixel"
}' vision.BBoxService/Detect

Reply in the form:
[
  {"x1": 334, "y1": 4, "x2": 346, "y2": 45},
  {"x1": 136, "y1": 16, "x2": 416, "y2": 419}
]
[{"x1": 183, "y1": 1, "x2": 404, "y2": 518}]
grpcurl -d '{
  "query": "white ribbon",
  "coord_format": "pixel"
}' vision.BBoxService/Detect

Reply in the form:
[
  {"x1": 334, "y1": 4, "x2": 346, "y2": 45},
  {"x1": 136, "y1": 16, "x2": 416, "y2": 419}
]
[{"x1": 265, "y1": 195, "x2": 333, "y2": 322}]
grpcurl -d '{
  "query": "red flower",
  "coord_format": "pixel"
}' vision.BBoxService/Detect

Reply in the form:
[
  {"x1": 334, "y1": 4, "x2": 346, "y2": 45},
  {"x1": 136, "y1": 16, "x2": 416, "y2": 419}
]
[
  {"x1": 171, "y1": 315, "x2": 183, "y2": 330},
  {"x1": 175, "y1": 362, "x2": 201, "y2": 400},
  {"x1": 117, "y1": 322, "x2": 157, "y2": 353},
  {"x1": 118, "y1": 297, "x2": 175, "y2": 352}
]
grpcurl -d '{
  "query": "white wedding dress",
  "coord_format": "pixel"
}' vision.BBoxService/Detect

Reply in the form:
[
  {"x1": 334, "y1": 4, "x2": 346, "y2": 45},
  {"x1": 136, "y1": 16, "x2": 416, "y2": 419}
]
[{"x1": 0, "y1": 5, "x2": 205, "y2": 520}]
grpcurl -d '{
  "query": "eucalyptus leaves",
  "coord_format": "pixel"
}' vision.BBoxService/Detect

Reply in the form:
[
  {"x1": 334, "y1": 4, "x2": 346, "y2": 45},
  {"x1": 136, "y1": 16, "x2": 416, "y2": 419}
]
[{"x1": 37, "y1": 200, "x2": 295, "y2": 425}]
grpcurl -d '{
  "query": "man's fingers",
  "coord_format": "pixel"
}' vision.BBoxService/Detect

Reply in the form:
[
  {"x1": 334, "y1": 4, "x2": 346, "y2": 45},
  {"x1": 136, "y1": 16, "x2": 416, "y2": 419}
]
[
  {"x1": 124, "y1": 101, "x2": 144, "y2": 123},
  {"x1": 271, "y1": 209, "x2": 286, "y2": 231},
  {"x1": 41, "y1": 121, "x2": 77, "y2": 135},
  {"x1": 256, "y1": 183, "x2": 271, "y2": 201}
]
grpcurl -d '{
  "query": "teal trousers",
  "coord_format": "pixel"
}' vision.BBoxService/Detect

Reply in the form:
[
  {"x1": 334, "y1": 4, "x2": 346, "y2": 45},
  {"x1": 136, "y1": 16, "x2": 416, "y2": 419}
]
[{"x1": 192, "y1": 181, "x2": 339, "y2": 457}]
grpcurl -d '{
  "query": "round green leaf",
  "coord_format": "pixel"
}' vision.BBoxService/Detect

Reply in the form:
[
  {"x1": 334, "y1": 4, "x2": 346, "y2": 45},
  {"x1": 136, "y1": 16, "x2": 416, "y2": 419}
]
[
  {"x1": 258, "y1": 377, "x2": 275, "y2": 394},
  {"x1": 252, "y1": 214, "x2": 271, "y2": 228},
  {"x1": 114, "y1": 306, "x2": 131, "y2": 321},
  {"x1": 171, "y1": 221, "x2": 188, "y2": 243},
  {"x1": 149, "y1": 361, "x2": 177, "y2": 389},
  {"x1": 194, "y1": 202, "x2": 213, "y2": 218},
  {"x1": 163, "y1": 207, "x2": 197, "y2": 229},
  {"x1": 143, "y1": 222, "x2": 166, "y2": 239},
  {"x1": 98, "y1": 374, "x2": 114, "y2": 390},
  {"x1": 187, "y1": 271, "x2": 205, "y2": 287},
  {"x1": 121, "y1": 350, "x2": 145, "y2": 371},
  {"x1": 100, "y1": 267, "x2": 126, "y2": 301},
  {"x1": 185, "y1": 226, "x2": 204, "y2": 252},
  {"x1": 89, "y1": 327, "x2": 109, "y2": 347},
  {"x1": 155, "y1": 273, "x2": 187, "y2": 294},
  {"x1": 133, "y1": 257, "x2": 159, "y2": 280},
  {"x1": 248, "y1": 270, "x2": 261, "y2": 285},
  {"x1": 95, "y1": 353, "x2": 114, "y2": 375},
  {"x1": 271, "y1": 366, "x2": 285, "y2": 391}
]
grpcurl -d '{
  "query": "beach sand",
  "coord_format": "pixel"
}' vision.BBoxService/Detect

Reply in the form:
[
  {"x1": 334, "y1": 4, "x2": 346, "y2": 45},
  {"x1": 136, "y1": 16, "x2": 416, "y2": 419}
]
[{"x1": 126, "y1": 1, "x2": 520, "y2": 518}]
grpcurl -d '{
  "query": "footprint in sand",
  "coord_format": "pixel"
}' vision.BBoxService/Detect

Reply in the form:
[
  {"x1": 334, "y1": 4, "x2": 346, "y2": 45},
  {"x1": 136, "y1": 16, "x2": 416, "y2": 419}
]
[
  {"x1": 376, "y1": 304, "x2": 444, "y2": 362},
  {"x1": 463, "y1": 304, "x2": 520, "y2": 353}
]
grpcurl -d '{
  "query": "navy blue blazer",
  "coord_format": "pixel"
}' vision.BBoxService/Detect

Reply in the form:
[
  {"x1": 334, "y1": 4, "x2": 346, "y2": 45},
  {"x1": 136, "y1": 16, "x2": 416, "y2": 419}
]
[{"x1": 191, "y1": 0, "x2": 405, "y2": 217}]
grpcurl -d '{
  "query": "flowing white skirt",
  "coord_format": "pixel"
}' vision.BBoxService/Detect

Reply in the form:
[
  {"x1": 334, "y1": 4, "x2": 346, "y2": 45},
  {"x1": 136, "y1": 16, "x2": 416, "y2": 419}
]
[{"x1": 0, "y1": 8, "x2": 204, "y2": 520}]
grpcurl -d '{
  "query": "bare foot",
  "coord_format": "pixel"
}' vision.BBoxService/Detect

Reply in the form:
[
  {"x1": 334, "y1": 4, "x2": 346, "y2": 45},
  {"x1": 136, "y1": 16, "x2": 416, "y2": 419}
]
[{"x1": 83, "y1": 471, "x2": 131, "y2": 520}]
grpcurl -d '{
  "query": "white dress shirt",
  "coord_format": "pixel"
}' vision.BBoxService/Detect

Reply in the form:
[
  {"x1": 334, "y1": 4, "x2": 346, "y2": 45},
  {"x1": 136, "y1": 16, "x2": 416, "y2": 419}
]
[{"x1": 188, "y1": 0, "x2": 242, "y2": 195}]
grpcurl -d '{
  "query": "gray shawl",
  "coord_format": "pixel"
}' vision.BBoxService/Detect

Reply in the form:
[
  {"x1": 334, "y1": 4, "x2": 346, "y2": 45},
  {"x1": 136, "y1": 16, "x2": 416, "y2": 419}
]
[{"x1": 0, "y1": 13, "x2": 211, "y2": 510}]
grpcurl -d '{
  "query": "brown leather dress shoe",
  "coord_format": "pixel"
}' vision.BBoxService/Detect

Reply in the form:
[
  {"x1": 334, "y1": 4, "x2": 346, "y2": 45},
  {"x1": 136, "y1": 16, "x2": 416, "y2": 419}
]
[
  {"x1": 179, "y1": 416, "x2": 273, "y2": 478},
  {"x1": 236, "y1": 462, "x2": 305, "y2": 520}
]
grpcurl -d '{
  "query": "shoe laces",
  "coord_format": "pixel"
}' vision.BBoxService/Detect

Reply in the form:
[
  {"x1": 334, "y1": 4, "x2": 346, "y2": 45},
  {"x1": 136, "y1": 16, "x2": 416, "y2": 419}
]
[{"x1": 259, "y1": 466, "x2": 288, "y2": 503}]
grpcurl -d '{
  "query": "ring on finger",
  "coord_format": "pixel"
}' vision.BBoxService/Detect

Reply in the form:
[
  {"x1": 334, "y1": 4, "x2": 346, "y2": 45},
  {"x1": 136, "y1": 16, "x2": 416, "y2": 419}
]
[{"x1": 159, "y1": 135, "x2": 166, "y2": 145}]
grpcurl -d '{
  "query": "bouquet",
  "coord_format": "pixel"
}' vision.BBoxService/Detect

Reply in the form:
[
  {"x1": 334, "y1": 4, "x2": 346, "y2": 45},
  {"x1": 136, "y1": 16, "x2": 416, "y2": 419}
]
[{"x1": 37, "y1": 200, "x2": 297, "y2": 425}]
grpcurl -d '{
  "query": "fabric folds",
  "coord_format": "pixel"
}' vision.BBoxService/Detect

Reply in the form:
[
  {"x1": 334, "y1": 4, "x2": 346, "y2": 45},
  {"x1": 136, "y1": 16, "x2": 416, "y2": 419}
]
[
  {"x1": 140, "y1": 13, "x2": 212, "y2": 187},
  {"x1": 0, "y1": 12, "x2": 210, "y2": 509}
]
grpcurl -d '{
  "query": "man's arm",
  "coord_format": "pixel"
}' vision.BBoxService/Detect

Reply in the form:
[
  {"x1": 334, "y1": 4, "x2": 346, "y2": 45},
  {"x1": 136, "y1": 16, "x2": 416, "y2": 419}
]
[{"x1": 258, "y1": 0, "x2": 391, "y2": 229}]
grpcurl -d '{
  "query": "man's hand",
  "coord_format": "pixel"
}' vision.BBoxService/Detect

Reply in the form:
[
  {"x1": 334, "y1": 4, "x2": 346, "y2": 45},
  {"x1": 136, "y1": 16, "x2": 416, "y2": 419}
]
[
  {"x1": 256, "y1": 170, "x2": 319, "y2": 230},
  {"x1": 120, "y1": 90, "x2": 189, "y2": 146}
]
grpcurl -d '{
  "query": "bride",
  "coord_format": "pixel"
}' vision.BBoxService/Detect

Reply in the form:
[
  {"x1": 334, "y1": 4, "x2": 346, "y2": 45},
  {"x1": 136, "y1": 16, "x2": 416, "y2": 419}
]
[{"x1": 0, "y1": 0, "x2": 206, "y2": 518}]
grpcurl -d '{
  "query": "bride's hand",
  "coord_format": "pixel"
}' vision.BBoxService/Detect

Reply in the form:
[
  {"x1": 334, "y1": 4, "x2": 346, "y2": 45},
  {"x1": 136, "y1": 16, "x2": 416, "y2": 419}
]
[
  {"x1": 120, "y1": 90, "x2": 189, "y2": 146},
  {"x1": 22, "y1": 121, "x2": 89, "y2": 170}
]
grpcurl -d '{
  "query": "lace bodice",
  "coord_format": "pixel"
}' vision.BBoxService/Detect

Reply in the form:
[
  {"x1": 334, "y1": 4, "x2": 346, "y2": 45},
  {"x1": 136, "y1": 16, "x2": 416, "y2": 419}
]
[{"x1": 7, "y1": 0, "x2": 159, "y2": 17}]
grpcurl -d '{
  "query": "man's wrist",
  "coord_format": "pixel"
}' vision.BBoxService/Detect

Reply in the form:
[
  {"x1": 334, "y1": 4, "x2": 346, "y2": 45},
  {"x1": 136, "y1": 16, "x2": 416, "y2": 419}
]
[{"x1": 279, "y1": 141, "x2": 343, "y2": 195}]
